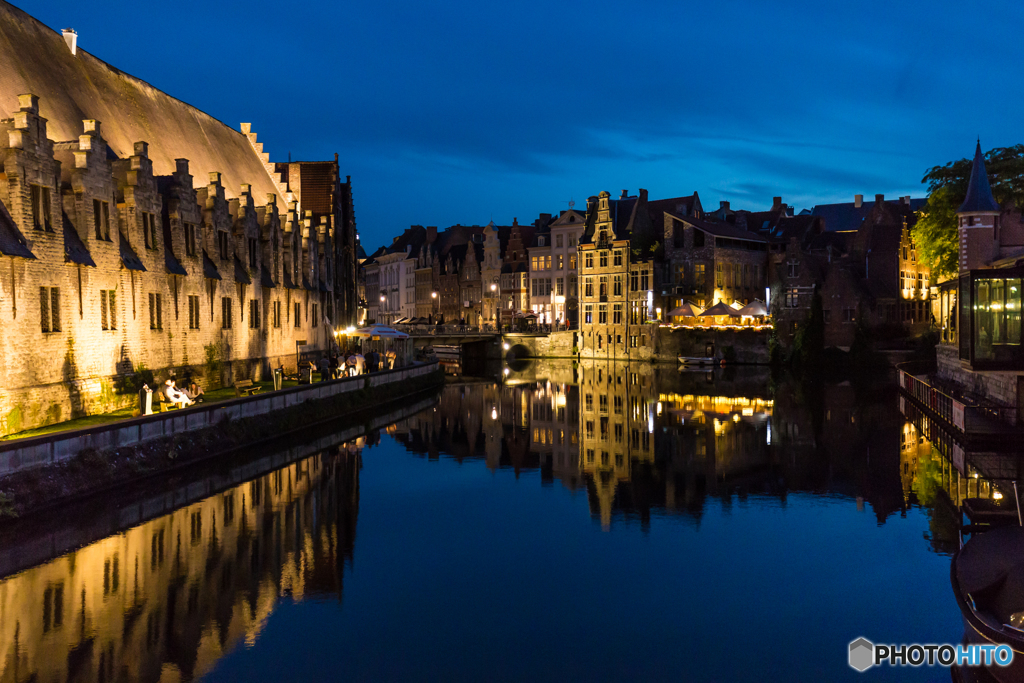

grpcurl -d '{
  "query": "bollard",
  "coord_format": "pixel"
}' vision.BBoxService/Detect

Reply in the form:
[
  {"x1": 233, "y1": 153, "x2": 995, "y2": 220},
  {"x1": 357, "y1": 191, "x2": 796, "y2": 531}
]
[{"x1": 273, "y1": 367, "x2": 283, "y2": 391}]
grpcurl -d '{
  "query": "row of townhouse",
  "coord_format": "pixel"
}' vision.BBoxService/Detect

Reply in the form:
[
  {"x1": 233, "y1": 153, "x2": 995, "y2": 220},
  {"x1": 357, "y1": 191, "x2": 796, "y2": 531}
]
[{"x1": 362, "y1": 188, "x2": 934, "y2": 351}]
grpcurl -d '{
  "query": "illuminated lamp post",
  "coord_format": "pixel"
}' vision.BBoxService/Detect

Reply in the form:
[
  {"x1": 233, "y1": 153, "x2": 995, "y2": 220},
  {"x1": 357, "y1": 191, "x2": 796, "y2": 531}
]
[
  {"x1": 490, "y1": 282, "x2": 499, "y2": 329},
  {"x1": 431, "y1": 291, "x2": 438, "y2": 323}
]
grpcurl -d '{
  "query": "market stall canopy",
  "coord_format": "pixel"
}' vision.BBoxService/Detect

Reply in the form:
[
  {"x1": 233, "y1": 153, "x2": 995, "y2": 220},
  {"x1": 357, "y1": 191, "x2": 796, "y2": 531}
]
[
  {"x1": 699, "y1": 301, "x2": 741, "y2": 317},
  {"x1": 668, "y1": 302, "x2": 703, "y2": 317},
  {"x1": 737, "y1": 300, "x2": 769, "y2": 317},
  {"x1": 393, "y1": 317, "x2": 410, "y2": 324},
  {"x1": 351, "y1": 325, "x2": 410, "y2": 339}
]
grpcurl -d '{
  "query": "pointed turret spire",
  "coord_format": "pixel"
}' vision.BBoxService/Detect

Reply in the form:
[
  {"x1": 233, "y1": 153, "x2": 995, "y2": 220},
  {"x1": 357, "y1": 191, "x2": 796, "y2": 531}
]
[{"x1": 958, "y1": 141, "x2": 1000, "y2": 213}]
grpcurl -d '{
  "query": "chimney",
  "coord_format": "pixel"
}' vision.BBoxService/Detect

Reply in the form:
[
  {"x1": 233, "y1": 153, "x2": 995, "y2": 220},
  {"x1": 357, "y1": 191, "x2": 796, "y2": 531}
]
[
  {"x1": 620, "y1": 190, "x2": 629, "y2": 199},
  {"x1": 720, "y1": 200, "x2": 730, "y2": 211},
  {"x1": 854, "y1": 194, "x2": 863, "y2": 208},
  {"x1": 773, "y1": 196, "x2": 782, "y2": 209},
  {"x1": 427, "y1": 226, "x2": 437, "y2": 243},
  {"x1": 902, "y1": 196, "x2": 911, "y2": 205},
  {"x1": 875, "y1": 194, "x2": 885, "y2": 204},
  {"x1": 62, "y1": 29, "x2": 77, "y2": 56}
]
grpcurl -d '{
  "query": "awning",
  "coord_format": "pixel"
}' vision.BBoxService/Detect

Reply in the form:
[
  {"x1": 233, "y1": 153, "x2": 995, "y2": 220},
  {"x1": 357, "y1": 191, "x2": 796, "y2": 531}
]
[
  {"x1": 737, "y1": 299, "x2": 769, "y2": 317},
  {"x1": 0, "y1": 201, "x2": 34, "y2": 259},
  {"x1": 119, "y1": 232, "x2": 146, "y2": 271},
  {"x1": 699, "y1": 301, "x2": 741, "y2": 317},
  {"x1": 202, "y1": 250, "x2": 222, "y2": 280},
  {"x1": 260, "y1": 264, "x2": 276, "y2": 288},
  {"x1": 233, "y1": 255, "x2": 251, "y2": 285},
  {"x1": 63, "y1": 212, "x2": 94, "y2": 266},
  {"x1": 165, "y1": 249, "x2": 188, "y2": 276},
  {"x1": 668, "y1": 302, "x2": 702, "y2": 318}
]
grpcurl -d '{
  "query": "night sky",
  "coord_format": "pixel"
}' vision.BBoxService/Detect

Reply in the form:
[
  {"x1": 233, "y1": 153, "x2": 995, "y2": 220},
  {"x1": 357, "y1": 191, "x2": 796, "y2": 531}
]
[{"x1": 27, "y1": 0, "x2": 1024, "y2": 248}]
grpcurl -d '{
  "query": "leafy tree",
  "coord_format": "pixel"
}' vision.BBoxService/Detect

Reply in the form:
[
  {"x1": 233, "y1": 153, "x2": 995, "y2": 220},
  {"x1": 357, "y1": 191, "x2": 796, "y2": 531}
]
[{"x1": 916, "y1": 144, "x2": 1024, "y2": 279}]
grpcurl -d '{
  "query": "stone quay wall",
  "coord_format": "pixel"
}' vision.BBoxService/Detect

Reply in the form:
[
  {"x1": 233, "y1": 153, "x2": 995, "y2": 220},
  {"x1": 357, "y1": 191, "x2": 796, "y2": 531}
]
[
  {"x1": 507, "y1": 328, "x2": 769, "y2": 364},
  {"x1": 0, "y1": 361, "x2": 439, "y2": 477},
  {"x1": 936, "y1": 343, "x2": 1020, "y2": 407}
]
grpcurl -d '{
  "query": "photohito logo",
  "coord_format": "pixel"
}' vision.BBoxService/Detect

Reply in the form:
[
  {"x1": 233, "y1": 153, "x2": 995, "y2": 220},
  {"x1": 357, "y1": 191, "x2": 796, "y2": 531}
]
[{"x1": 848, "y1": 638, "x2": 1014, "y2": 671}]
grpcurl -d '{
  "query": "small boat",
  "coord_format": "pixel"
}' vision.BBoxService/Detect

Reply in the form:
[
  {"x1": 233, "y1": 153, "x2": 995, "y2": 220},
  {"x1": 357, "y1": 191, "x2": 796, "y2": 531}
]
[
  {"x1": 678, "y1": 356, "x2": 717, "y2": 366},
  {"x1": 952, "y1": 525, "x2": 1024, "y2": 682}
]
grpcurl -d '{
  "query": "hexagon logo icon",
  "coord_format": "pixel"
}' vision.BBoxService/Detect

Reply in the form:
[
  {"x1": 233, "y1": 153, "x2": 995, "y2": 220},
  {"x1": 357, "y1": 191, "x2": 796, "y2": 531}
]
[{"x1": 849, "y1": 638, "x2": 874, "y2": 672}]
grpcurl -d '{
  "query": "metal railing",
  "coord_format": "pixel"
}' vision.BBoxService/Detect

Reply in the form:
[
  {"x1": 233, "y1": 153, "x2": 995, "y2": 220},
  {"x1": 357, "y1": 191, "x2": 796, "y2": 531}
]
[{"x1": 898, "y1": 367, "x2": 1018, "y2": 430}]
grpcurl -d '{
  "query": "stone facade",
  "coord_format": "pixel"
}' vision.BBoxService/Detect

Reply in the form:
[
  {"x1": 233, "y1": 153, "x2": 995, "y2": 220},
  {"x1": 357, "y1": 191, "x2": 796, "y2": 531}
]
[
  {"x1": 0, "y1": 94, "x2": 356, "y2": 437},
  {"x1": 578, "y1": 190, "x2": 659, "y2": 360}
]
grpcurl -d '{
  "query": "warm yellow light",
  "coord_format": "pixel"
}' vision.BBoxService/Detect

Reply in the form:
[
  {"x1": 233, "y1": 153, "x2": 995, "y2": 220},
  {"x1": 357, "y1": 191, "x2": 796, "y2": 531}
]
[{"x1": 994, "y1": 491, "x2": 1004, "y2": 500}]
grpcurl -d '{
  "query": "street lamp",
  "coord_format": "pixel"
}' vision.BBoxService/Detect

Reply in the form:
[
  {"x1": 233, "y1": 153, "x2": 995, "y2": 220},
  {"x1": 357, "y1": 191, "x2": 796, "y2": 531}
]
[
  {"x1": 431, "y1": 291, "x2": 438, "y2": 322},
  {"x1": 490, "y1": 282, "x2": 499, "y2": 330}
]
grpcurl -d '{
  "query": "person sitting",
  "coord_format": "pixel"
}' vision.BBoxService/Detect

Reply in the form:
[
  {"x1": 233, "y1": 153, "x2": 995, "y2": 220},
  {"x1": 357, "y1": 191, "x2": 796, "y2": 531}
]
[
  {"x1": 184, "y1": 382, "x2": 205, "y2": 402},
  {"x1": 164, "y1": 379, "x2": 195, "y2": 408}
]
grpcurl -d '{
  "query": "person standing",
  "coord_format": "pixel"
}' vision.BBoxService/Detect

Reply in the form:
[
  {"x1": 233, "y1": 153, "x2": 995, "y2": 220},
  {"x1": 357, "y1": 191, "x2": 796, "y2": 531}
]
[{"x1": 318, "y1": 355, "x2": 330, "y2": 382}]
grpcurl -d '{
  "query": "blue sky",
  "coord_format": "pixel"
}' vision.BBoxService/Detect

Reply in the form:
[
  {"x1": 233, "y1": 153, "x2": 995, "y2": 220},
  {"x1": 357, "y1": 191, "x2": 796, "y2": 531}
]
[{"x1": 29, "y1": 0, "x2": 1024, "y2": 248}]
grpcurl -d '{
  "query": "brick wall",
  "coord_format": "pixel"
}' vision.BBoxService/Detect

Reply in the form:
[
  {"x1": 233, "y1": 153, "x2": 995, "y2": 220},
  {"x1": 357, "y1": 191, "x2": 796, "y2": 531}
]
[{"x1": 0, "y1": 96, "x2": 346, "y2": 436}]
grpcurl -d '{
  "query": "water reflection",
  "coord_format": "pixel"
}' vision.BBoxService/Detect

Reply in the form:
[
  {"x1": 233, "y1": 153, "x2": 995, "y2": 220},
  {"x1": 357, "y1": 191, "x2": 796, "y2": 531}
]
[
  {"x1": 391, "y1": 361, "x2": 932, "y2": 533},
  {"x1": 0, "y1": 446, "x2": 360, "y2": 683},
  {"x1": 0, "y1": 360, "x2": 988, "y2": 682}
]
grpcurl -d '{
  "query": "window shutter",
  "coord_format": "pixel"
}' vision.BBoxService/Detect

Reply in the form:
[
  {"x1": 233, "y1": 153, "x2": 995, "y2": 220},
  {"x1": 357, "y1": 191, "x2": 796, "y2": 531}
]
[
  {"x1": 50, "y1": 288, "x2": 60, "y2": 331},
  {"x1": 101, "y1": 290, "x2": 108, "y2": 330}
]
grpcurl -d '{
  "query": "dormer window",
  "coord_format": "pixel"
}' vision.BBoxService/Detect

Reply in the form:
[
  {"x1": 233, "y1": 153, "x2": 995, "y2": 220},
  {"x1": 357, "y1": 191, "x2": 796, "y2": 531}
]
[
  {"x1": 538, "y1": 236, "x2": 545, "y2": 247},
  {"x1": 30, "y1": 185, "x2": 51, "y2": 231},
  {"x1": 93, "y1": 199, "x2": 110, "y2": 241},
  {"x1": 218, "y1": 231, "x2": 229, "y2": 260},
  {"x1": 143, "y1": 213, "x2": 158, "y2": 249}
]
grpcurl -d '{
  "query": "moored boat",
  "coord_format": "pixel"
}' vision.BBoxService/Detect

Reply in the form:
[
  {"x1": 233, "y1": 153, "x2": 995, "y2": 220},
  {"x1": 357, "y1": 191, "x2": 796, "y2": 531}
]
[
  {"x1": 952, "y1": 525, "x2": 1024, "y2": 682},
  {"x1": 678, "y1": 356, "x2": 717, "y2": 366}
]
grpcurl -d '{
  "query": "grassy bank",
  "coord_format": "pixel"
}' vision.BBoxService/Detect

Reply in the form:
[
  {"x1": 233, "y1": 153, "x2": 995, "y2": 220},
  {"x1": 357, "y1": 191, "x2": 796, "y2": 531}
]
[{"x1": 0, "y1": 369, "x2": 444, "y2": 520}]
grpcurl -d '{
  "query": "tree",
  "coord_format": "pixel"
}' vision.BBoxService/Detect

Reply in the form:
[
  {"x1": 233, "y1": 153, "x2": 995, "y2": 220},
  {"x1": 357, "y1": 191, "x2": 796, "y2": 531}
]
[{"x1": 916, "y1": 145, "x2": 1024, "y2": 280}]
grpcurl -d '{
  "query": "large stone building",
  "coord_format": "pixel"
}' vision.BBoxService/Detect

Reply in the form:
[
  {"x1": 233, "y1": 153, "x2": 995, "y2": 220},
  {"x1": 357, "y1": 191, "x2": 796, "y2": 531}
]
[{"x1": 0, "y1": 3, "x2": 357, "y2": 435}]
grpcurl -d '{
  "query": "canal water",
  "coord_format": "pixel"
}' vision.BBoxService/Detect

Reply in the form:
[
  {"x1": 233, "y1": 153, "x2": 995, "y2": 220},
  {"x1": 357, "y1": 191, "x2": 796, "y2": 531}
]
[{"x1": 0, "y1": 361, "x2": 970, "y2": 682}]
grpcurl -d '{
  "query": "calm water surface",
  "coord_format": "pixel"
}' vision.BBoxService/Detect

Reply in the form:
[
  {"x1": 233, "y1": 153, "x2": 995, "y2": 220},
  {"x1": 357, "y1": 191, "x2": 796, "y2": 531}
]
[{"x1": 0, "y1": 361, "x2": 968, "y2": 682}]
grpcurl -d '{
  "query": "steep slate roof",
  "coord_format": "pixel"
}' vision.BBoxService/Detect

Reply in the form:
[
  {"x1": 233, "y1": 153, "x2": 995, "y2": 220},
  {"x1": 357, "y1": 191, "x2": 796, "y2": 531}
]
[
  {"x1": 959, "y1": 141, "x2": 1001, "y2": 213},
  {"x1": 202, "y1": 250, "x2": 221, "y2": 280},
  {"x1": 811, "y1": 197, "x2": 926, "y2": 232},
  {"x1": 0, "y1": 1, "x2": 277, "y2": 200},
  {"x1": 676, "y1": 214, "x2": 768, "y2": 242},
  {"x1": 62, "y1": 211, "x2": 94, "y2": 266},
  {"x1": 119, "y1": 233, "x2": 146, "y2": 271},
  {"x1": 0, "y1": 198, "x2": 34, "y2": 259}
]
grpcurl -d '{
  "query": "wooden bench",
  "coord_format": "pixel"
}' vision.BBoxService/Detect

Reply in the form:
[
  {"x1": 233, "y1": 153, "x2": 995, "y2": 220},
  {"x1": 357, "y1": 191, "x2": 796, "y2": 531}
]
[
  {"x1": 155, "y1": 393, "x2": 180, "y2": 413},
  {"x1": 234, "y1": 379, "x2": 262, "y2": 397}
]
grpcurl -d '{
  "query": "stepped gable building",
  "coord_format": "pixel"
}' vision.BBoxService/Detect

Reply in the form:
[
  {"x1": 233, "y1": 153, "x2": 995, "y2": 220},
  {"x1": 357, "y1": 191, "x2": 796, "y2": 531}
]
[
  {"x1": 578, "y1": 190, "x2": 660, "y2": 360},
  {"x1": 0, "y1": 4, "x2": 358, "y2": 436}
]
